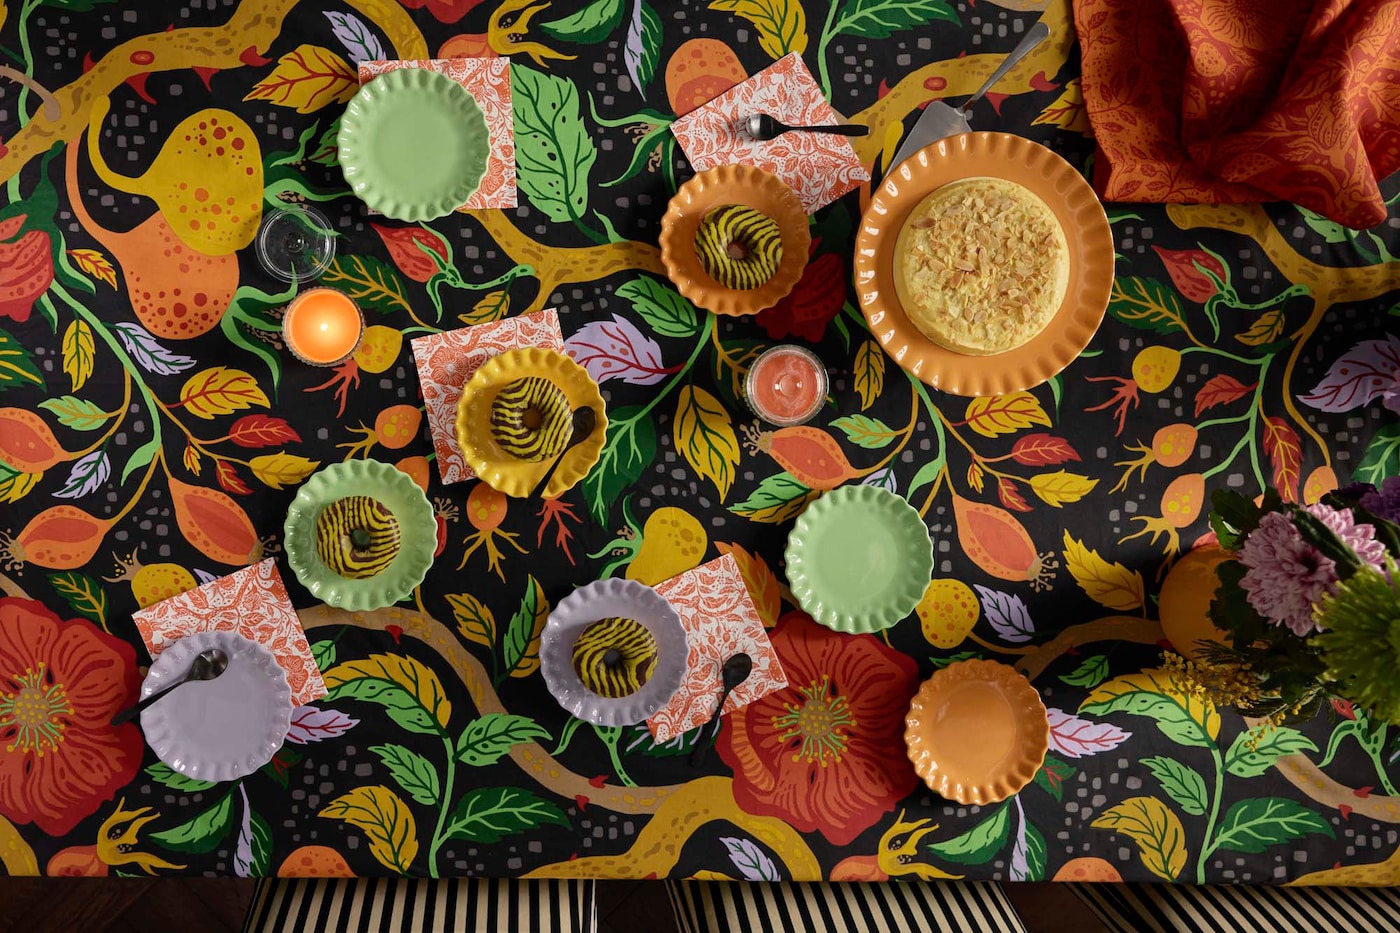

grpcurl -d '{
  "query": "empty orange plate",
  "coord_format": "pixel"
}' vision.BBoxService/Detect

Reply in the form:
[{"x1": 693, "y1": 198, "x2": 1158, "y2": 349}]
[
  {"x1": 659, "y1": 164, "x2": 810, "y2": 317},
  {"x1": 854, "y1": 132, "x2": 1114, "y2": 396},
  {"x1": 904, "y1": 659, "x2": 1049, "y2": 805}
]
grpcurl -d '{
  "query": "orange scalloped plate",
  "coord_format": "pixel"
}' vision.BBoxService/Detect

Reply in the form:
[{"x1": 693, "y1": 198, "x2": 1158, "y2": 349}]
[
  {"x1": 659, "y1": 164, "x2": 811, "y2": 317},
  {"x1": 904, "y1": 659, "x2": 1049, "y2": 805},
  {"x1": 854, "y1": 132, "x2": 1113, "y2": 396}
]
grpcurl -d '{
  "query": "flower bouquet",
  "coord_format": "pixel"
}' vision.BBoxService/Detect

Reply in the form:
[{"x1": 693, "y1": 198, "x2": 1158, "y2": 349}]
[{"x1": 1168, "y1": 477, "x2": 1400, "y2": 728}]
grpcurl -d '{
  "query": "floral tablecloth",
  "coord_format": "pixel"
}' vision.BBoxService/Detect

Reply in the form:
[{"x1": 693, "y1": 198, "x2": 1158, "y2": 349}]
[{"x1": 1, "y1": 0, "x2": 1398, "y2": 885}]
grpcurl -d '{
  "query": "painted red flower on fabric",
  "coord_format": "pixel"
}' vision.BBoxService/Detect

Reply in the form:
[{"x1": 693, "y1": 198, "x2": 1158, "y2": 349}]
[
  {"x1": 0, "y1": 598, "x2": 142, "y2": 837},
  {"x1": 398, "y1": 0, "x2": 488, "y2": 25},
  {"x1": 0, "y1": 215, "x2": 54, "y2": 323},
  {"x1": 718, "y1": 611, "x2": 920, "y2": 846}
]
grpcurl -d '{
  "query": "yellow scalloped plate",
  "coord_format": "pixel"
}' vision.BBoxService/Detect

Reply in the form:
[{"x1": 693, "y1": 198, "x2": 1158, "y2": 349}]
[
  {"x1": 455, "y1": 347, "x2": 608, "y2": 499},
  {"x1": 904, "y1": 659, "x2": 1049, "y2": 806},
  {"x1": 659, "y1": 164, "x2": 811, "y2": 317}
]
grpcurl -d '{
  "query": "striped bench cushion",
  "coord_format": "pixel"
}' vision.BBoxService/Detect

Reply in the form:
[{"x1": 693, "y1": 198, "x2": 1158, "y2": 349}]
[
  {"x1": 666, "y1": 881, "x2": 1028, "y2": 933},
  {"x1": 242, "y1": 878, "x2": 597, "y2": 933},
  {"x1": 1069, "y1": 883, "x2": 1400, "y2": 933}
]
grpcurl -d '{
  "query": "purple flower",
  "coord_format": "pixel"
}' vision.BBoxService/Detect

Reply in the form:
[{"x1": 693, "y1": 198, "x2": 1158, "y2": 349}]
[
  {"x1": 1239, "y1": 512, "x2": 1336, "y2": 636},
  {"x1": 1237, "y1": 504, "x2": 1389, "y2": 636},
  {"x1": 1361, "y1": 476, "x2": 1400, "y2": 525}
]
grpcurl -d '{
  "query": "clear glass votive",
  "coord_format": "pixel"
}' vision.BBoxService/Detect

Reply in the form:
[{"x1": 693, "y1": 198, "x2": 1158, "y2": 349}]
[
  {"x1": 744, "y1": 345, "x2": 828, "y2": 426},
  {"x1": 256, "y1": 205, "x2": 336, "y2": 284}
]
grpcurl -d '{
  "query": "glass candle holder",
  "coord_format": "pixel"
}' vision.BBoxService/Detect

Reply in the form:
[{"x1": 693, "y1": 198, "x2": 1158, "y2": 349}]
[
  {"x1": 282, "y1": 287, "x2": 364, "y2": 366},
  {"x1": 744, "y1": 344, "x2": 827, "y2": 426},
  {"x1": 256, "y1": 205, "x2": 336, "y2": 283}
]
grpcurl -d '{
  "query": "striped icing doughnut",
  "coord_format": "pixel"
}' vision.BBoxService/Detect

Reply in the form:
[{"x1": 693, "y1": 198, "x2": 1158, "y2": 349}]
[
  {"x1": 489, "y1": 377, "x2": 572, "y2": 462},
  {"x1": 571, "y1": 617, "x2": 658, "y2": 699},
  {"x1": 315, "y1": 496, "x2": 401, "y2": 580},
  {"x1": 694, "y1": 204, "x2": 783, "y2": 290}
]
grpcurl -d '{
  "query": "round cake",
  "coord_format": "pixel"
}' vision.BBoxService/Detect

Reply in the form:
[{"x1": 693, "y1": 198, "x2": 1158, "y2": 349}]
[
  {"x1": 571, "y1": 617, "x2": 658, "y2": 699},
  {"x1": 893, "y1": 177, "x2": 1069, "y2": 356},
  {"x1": 489, "y1": 376, "x2": 571, "y2": 462},
  {"x1": 695, "y1": 204, "x2": 783, "y2": 290},
  {"x1": 315, "y1": 496, "x2": 401, "y2": 579}
]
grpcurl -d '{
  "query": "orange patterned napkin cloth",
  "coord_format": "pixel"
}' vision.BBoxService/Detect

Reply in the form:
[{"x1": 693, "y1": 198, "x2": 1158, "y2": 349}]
[
  {"x1": 358, "y1": 58, "x2": 516, "y2": 209},
  {"x1": 410, "y1": 309, "x2": 564, "y2": 484},
  {"x1": 1074, "y1": 0, "x2": 1400, "y2": 228},
  {"x1": 670, "y1": 53, "x2": 869, "y2": 214},
  {"x1": 132, "y1": 558, "x2": 326, "y2": 706},
  {"x1": 647, "y1": 554, "x2": 787, "y2": 743}
]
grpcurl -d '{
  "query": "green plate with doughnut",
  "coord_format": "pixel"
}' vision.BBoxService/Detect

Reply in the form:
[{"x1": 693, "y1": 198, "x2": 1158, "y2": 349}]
[
  {"x1": 284, "y1": 459, "x2": 436, "y2": 611},
  {"x1": 455, "y1": 347, "x2": 608, "y2": 499}
]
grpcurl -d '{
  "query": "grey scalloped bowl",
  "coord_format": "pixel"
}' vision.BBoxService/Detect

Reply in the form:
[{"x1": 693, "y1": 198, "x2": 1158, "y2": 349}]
[
  {"x1": 337, "y1": 67, "x2": 489, "y2": 222},
  {"x1": 784, "y1": 484, "x2": 934, "y2": 633},
  {"x1": 539, "y1": 578, "x2": 688, "y2": 727},
  {"x1": 283, "y1": 459, "x2": 436, "y2": 611},
  {"x1": 141, "y1": 630, "x2": 293, "y2": 783}
]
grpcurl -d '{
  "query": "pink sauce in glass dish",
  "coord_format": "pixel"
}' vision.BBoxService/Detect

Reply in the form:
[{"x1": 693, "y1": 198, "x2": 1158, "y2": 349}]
[{"x1": 744, "y1": 345, "x2": 828, "y2": 426}]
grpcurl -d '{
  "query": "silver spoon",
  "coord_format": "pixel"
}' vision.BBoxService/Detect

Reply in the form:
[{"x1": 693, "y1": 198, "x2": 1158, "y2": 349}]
[
  {"x1": 111, "y1": 648, "x2": 229, "y2": 726},
  {"x1": 530, "y1": 407, "x2": 598, "y2": 498},
  {"x1": 689, "y1": 653, "x2": 753, "y2": 766},
  {"x1": 743, "y1": 113, "x2": 870, "y2": 141}
]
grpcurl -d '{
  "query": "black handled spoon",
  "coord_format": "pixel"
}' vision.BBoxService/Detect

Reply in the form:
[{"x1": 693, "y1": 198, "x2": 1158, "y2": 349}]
[
  {"x1": 743, "y1": 113, "x2": 870, "y2": 141},
  {"x1": 530, "y1": 407, "x2": 597, "y2": 498},
  {"x1": 111, "y1": 648, "x2": 229, "y2": 726},
  {"x1": 689, "y1": 653, "x2": 753, "y2": 767}
]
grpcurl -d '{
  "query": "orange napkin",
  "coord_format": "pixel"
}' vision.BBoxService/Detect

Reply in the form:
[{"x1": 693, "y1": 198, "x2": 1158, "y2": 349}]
[{"x1": 1073, "y1": 0, "x2": 1400, "y2": 228}]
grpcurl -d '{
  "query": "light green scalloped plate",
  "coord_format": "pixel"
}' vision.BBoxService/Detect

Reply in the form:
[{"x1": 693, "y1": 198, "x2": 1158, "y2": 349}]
[
  {"x1": 784, "y1": 485, "x2": 934, "y2": 634},
  {"x1": 284, "y1": 460, "x2": 436, "y2": 611},
  {"x1": 337, "y1": 68, "x2": 489, "y2": 222}
]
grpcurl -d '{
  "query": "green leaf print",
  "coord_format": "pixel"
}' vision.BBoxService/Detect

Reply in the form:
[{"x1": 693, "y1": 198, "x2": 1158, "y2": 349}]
[
  {"x1": 512, "y1": 65, "x2": 598, "y2": 223},
  {"x1": 1141, "y1": 756, "x2": 1208, "y2": 816},
  {"x1": 443, "y1": 787, "x2": 571, "y2": 843},
  {"x1": 370, "y1": 744, "x2": 442, "y2": 806},
  {"x1": 1208, "y1": 798, "x2": 1334, "y2": 855},
  {"x1": 927, "y1": 805, "x2": 1009, "y2": 865},
  {"x1": 541, "y1": 0, "x2": 626, "y2": 43},
  {"x1": 1223, "y1": 726, "x2": 1319, "y2": 779},
  {"x1": 616, "y1": 277, "x2": 699, "y2": 338},
  {"x1": 150, "y1": 794, "x2": 235, "y2": 854},
  {"x1": 1058, "y1": 654, "x2": 1110, "y2": 689},
  {"x1": 457, "y1": 714, "x2": 553, "y2": 767},
  {"x1": 832, "y1": 0, "x2": 959, "y2": 38}
]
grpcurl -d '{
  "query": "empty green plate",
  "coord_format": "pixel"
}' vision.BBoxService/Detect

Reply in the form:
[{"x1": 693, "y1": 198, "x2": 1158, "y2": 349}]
[
  {"x1": 785, "y1": 485, "x2": 934, "y2": 634},
  {"x1": 338, "y1": 68, "x2": 489, "y2": 222}
]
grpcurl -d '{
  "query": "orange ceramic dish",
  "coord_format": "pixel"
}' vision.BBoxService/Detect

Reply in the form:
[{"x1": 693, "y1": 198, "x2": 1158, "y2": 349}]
[
  {"x1": 659, "y1": 164, "x2": 810, "y2": 317},
  {"x1": 854, "y1": 132, "x2": 1114, "y2": 396},
  {"x1": 904, "y1": 658, "x2": 1049, "y2": 806}
]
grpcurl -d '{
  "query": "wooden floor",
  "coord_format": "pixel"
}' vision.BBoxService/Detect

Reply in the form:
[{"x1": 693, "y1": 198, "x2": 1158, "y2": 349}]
[{"x1": 0, "y1": 878, "x2": 1105, "y2": 932}]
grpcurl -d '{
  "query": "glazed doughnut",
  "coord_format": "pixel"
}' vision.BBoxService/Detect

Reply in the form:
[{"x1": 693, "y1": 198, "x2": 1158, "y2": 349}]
[
  {"x1": 315, "y1": 496, "x2": 401, "y2": 579},
  {"x1": 695, "y1": 204, "x2": 783, "y2": 290},
  {"x1": 489, "y1": 377, "x2": 572, "y2": 462},
  {"x1": 571, "y1": 617, "x2": 658, "y2": 699}
]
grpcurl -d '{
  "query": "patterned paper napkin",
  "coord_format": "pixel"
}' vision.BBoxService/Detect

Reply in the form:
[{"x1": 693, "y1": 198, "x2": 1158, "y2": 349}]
[
  {"x1": 358, "y1": 58, "x2": 517, "y2": 210},
  {"x1": 647, "y1": 554, "x2": 788, "y2": 742},
  {"x1": 132, "y1": 558, "x2": 327, "y2": 706},
  {"x1": 410, "y1": 309, "x2": 564, "y2": 485},
  {"x1": 670, "y1": 52, "x2": 870, "y2": 214}
]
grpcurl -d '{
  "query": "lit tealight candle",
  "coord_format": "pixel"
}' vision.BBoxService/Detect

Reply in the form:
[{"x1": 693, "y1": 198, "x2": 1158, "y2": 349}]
[
  {"x1": 282, "y1": 287, "x2": 364, "y2": 366},
  {"x1": 744, "y1": 345, "x2": 827, "y2": 426}
]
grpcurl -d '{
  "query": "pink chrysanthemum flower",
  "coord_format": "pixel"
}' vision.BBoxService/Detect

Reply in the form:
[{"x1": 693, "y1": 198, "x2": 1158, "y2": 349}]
[{"x1": 1238, "y1": 505, "x2": 1388, "y2": 636}]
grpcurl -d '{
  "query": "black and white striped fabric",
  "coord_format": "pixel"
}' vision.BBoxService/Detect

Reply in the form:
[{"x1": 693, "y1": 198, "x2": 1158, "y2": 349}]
[
  {"x1": 1068, "y1": 882, "x2": 1400, "y2": 933},
  {"x1": 666, "y1": 881, "x2": 1028, "y2": 933},
  {"x1": 242, "y1": 878, "x2": 597, "y2": 933}
]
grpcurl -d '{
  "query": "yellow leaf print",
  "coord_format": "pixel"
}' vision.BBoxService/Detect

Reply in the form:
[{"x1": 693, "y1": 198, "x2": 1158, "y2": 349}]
[
  {"x1": 61, "y1": 319, "x2": 94, "y2": 392},
  {"x1": 178, "y1": 367, "x2": 270, "y2": 420},
  {"x1": 1235, "y1": 307, "x2": 1286, "y2": 347},
  {"x1": 1062, "y1": 531, "x2": 1145, "y2": 610},
  {"x1": 964, "y1": 392, "x2": 1051, "y2": 438},
  {"x1": 507, "y1": 576, "x2": 550, "y2": 679},
  {"x1": 854, "y1": 339, "x2": 885, "y2": 412},
  {"x1": 1029, "y1": 470, "x2": 1098, "y2": 507},
  {"x1": 1091, "y1": 796, "x2": 1187, "y2": 881},
  {"x1": 1081, "y1": 669, "x2": 1220, "y2": 746},
  {"x1": 67, "y1": 248, "x2": 117, "y2": 289},
  {"x1": 182, "y1": 444, "x2": 202, "y2": 477},
  {"x1": 324, "y1": 654, "x2": 452, "y2": 732},
  {"x1": 0, "y1": 469, "x2": 40, "y2": 503},
  {"x1": 447, "y1": 593, "x2": 496, "y2": 649},
  {"x1": 676, "y1": 385, "x2": 741, "y2": 500},
  {"x1": 244, "y1": 45, "x2": 358, "y2": 114},
  {"x1": 709, "y1": 0, "x2": 808, "y2": 57},
  {"x1": 248, "y1": 452, "x2": 321, "y2": 489},
  {"x1": 460, "y1": 289, "x2": 510, "y2": 326},
  {"x1": 1030, "y1": 78, "x2": 1091, "y2": 135},
  {"x1": 319, "y1": 786, "x2": 419, "y2": 873}
]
